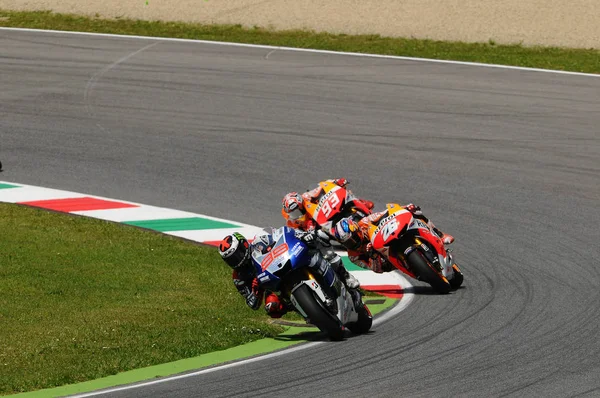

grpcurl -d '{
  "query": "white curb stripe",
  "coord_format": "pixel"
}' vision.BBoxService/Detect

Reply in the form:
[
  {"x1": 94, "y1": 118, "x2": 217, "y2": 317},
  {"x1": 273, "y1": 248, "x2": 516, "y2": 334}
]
[
  {"x1": 349, "y1": 269, "x2": 408, "y2": 287},
  {"x1": 0, "y1": 185, "x2": 87, "y2": 202},
  {"x1": 71, "y1": 206, "x2": 205, "y2": 222},
  {"x1": 1, "y1": 27, "x2": 598, "y2": 78}
]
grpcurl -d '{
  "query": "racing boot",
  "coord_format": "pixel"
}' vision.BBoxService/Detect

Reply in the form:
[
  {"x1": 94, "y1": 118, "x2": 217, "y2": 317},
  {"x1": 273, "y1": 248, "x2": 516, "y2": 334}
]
[
  {"x1": 349, "y1": 287, "x2": 364, "y2": 310},
  {"x1": 427, "y1": 220, "x2": 454, "y2": 245},
  {"x1": 327, "y1": 253, "x2": 360, "y2": 289},
  {"x1": 433, "y1": 227, "x2": 454, "y2": 245},
  {"x1": 310, "y1": 251, "x2": 341, "y2": 314},
  {"x1": 336, "y1": 263, "x2": 360, "y2": 289}
]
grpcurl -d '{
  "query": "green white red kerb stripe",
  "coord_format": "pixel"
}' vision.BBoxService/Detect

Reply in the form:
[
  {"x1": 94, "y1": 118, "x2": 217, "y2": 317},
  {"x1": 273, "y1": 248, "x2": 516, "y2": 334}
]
[{"x1": 0, "y1": 181, "x2": 406, "y2": 298}]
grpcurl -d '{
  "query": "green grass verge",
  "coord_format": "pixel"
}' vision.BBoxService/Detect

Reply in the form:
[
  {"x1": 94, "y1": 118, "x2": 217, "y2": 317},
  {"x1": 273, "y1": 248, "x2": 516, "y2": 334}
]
[
  {"x1": 11, "y1": 297, "x2": 397, "y2": 398},
  {"x1": 1, "y1": 9, "x2": 599, "y2": 74},
  {"x1": 0, "y1": 203, "x2": 285, "y2": 395},
  {"x1": 0, "y1": 203, "x2": 396, "y2": 396}
]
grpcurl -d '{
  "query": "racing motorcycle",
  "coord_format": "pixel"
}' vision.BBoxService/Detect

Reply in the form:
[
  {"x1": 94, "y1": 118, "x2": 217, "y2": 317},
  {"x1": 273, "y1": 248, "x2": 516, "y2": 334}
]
[
  {"x1": 363, "y1": 204, "x2": 464, "y2": 294},
  {"x1": 251, "y1": 226, "x2": 373, "y2": 341},
  {"x1": 302, "y1": 180, "x2": 373, "y2": 239}
]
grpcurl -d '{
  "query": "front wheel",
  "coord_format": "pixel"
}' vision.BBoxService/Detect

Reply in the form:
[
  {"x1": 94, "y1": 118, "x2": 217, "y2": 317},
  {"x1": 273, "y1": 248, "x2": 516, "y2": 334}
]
[
  {"x1": 407, "y1": 250, "x2": 452, "y2": 294},
  {"x1": 293, "y1": 284, "x2": 345, "y2": 341},
  {"x1": 449, "y1": 263, "x2": 464, "y2": 290}
]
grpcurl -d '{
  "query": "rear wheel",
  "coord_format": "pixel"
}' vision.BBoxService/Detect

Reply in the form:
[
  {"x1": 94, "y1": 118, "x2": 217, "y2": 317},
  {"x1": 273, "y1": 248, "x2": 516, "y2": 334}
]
[
  {"x1": 293, "y1": 284, "x2": 345, "y2": 341},
  {"x1": 407, "y1": 250, "x2": 452, "y2": 294}
]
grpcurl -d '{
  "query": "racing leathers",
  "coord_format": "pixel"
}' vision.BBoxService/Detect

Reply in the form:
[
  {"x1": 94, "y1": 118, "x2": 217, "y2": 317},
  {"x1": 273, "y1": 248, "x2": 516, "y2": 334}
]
[
  {"x1": 300, "y1": 228, "x2": 361, "y2": 289},
  {"x1": 231, "y1": 227, "x2": 350, "y2": 318},
  {"x1": 281, "y1": 178, "x2": 374, "y2": 231}
]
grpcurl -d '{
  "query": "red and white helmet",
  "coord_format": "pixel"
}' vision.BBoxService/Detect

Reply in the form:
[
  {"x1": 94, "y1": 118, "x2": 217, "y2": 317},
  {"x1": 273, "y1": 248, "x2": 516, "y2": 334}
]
[{"x1": 282, "y1": 192, "x2": 304, "y2": 220}]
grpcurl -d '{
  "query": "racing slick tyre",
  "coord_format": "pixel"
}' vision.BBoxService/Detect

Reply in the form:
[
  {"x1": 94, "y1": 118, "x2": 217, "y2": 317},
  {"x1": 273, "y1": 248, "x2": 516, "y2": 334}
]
[
  {"x1": 407, "y1": 250, "x2": 452, "y2": 294},
  {"x1": 449, "y1": 263, "x2": 464, "y2": 290},
  {"x1": 293, "y1": 284, "x2": 345, "y2": 341}
]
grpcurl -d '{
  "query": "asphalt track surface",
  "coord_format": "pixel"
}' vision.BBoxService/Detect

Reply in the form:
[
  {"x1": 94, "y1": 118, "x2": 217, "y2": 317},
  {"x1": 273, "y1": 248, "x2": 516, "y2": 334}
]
[{"x1": 2, "y1": 29, "x2": 600, "y2": 397}]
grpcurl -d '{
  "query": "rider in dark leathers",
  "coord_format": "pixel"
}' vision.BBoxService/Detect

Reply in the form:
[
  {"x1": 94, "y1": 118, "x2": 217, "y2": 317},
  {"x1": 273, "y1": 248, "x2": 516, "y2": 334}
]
[{"x1": 218, "y1": 227, "x2": 356, "y2": 318}]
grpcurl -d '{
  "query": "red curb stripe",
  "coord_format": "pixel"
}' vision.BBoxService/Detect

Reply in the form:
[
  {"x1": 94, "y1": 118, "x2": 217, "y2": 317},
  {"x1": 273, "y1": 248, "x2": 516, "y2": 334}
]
[
  {"x1": 19, "y1": 197, "x2": 139, "y2": 212},
  {"x1": 361, "y1": 284, "x2": 404, "y2": 299}
]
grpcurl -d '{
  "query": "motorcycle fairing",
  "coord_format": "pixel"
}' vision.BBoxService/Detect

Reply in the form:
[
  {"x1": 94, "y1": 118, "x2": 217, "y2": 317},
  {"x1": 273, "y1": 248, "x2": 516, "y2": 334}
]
[
  {"x1": 365, "y1": 203, "x2": 456, "y2": 280},
  {"x1": 251, "y1": 227, "x2": 311, "y2": 291},
  {"x1": 303, "y1": 180, "x2": 372, "y2": 235},
  {"x1": 304, "y1": 183, "x2": 347, "y2": 225}
]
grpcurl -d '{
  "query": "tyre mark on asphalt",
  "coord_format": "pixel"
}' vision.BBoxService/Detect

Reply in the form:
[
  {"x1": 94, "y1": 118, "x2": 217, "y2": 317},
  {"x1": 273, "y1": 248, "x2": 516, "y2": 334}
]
[{"x1": 83, "y1": 41, "x2": 159, "y2": 133}]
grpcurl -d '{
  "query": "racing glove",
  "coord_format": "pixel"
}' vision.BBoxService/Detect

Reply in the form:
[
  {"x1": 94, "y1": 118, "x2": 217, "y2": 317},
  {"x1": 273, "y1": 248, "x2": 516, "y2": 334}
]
[
  {"x1": 305, "y1": 219, "x2": 318, "y2": 232},
  {"x1": 245, "y1": 292, "x2": 260, "y2": 310},
  {"x1": 236, "y1": 284, "x2": 260, "y2": 310},
  {"x1": 244, "y1": 279, "x2": 262, "y2": 310},
  {"x1": 333, "y1": 178, "x2": 349, "y2": 187},
  {"x1": 296, "y1": 230, "x2": 318, "y2": 247},
  {"x1": 405, "y1": 203, "x2": 423, "y2": 216}
]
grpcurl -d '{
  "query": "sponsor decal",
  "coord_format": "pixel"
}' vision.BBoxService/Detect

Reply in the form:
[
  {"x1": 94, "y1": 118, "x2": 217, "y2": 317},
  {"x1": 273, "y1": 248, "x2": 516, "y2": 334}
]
[
  {"x1": 373, "y1": 213, "x2": 395, "y2": 235},
  {"x1": 409, "y1": 219, "x2": 429, "y2": 230},
  {"x1": 315, "y1": 190, "x2": 342, "y2": 218},
  {"x1": 291, "y1": 242, "x2": 304, "y2": 256},
  {"x1": 317, "y1": 189, "x2": 335, "y2": 206}
]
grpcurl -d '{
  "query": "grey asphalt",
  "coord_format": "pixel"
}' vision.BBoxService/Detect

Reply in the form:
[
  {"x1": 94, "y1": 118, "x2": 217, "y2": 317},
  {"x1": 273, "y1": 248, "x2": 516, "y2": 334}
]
[{"x1": 2, "y1": 29, "x2": 600, "y2": 398}]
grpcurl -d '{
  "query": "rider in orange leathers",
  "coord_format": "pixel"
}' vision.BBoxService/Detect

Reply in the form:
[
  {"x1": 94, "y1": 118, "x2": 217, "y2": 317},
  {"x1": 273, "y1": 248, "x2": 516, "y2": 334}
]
[
  {"x1": 333, "y1": 203, "x2": 455, "y2": 273},
  {"x1": 280, "y1": 178, "x2": 373, "y2": 288},
  {"x1": 280, "y1": 178, "x2": 374, "y2": 231}
]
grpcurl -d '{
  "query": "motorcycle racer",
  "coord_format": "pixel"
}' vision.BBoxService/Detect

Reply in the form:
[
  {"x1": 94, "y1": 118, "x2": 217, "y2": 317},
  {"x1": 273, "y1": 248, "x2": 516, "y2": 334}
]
[
  {"x1": 281, "y1": 178, "x2": 374, "y2": 232},
  {"x1": 333, "y1": 203, "x2": 454, "y2": 273},
  {"x1": 333, "y1": 217, "x2": 395, "y2": 274},
  {"x1": 218, "y1": 227, "x2": 358, "y2": 319}
]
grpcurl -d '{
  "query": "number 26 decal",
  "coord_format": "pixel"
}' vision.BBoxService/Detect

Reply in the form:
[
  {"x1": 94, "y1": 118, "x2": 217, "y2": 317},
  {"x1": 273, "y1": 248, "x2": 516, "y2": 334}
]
[{"x1": 381, "y1": 219, "x2": 398, "y2": 241}]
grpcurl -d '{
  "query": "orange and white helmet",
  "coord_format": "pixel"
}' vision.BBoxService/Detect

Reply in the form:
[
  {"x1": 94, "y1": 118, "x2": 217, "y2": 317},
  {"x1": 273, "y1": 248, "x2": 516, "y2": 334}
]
[{"x1": 282, "y1": 192, "x2": 304, "y2": 221}]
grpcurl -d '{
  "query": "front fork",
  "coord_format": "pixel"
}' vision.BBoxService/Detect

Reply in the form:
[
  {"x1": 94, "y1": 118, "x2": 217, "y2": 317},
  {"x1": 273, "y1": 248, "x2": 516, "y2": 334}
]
[{"x1": 391, "y1": 234, "x2": 454, "y2": 280}]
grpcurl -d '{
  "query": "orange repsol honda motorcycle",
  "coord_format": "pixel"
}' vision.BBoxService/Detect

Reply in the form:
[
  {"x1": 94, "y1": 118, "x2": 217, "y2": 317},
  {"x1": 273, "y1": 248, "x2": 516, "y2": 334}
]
[{"x1": 362, "y1": 203, "x2": 464, "y2": 293}]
